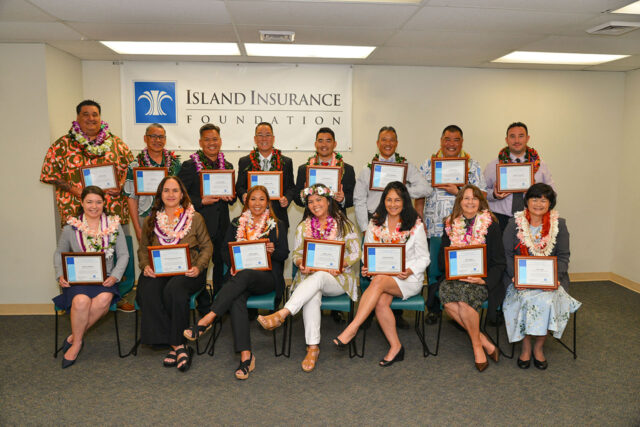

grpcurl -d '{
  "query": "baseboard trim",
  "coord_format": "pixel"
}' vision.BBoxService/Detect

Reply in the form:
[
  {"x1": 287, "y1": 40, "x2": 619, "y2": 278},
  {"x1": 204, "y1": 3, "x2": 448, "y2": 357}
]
[{"x1": 0, "y1": 304, "x2": 54, "y2": 315}]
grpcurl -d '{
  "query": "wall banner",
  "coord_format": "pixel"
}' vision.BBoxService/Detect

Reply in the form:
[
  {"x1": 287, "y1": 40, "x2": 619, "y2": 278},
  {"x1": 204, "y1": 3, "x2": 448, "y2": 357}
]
[{"x1": 121, "y1": 62, "x2": 352, "y2": 152}]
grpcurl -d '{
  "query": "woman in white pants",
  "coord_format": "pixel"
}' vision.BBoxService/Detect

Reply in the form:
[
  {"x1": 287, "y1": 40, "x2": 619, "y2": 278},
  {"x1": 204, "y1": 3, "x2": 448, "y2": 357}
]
[
  {"x1": 334, "y1": 181, "x2": 429, "y2": 367},
  {"x1": 258, "y1": 184, "x2": 360, "y2": 372}
]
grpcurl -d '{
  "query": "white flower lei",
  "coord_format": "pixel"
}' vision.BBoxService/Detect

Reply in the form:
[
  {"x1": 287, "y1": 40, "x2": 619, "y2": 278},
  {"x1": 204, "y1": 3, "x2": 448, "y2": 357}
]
[
  {"x1": 369, "y1": 217, "x2": 420, "y2": 244},
  {"x1": 67, "y1": 214, "x2": 120, "y2": 259},
  {"x1": 70, "y1": 120, "x2": 114, "y2": 156},
  {"x1": 445, "y1": 210, "x2": 492, "y2": 247},
  {"x1": 154, "y1": 205, "x2": 195, "y2": 245},
  {"x1": 514, "y1": 209, "x2": 559, "y2": 256},
  {"x1": 236, "y1": 209, "x2": 275, "y2": 241}
]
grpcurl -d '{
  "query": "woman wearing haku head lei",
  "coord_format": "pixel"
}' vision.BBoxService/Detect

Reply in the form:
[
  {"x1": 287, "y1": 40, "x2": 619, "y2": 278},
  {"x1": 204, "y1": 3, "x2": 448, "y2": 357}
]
[
  {"x1": 183, "y1": 185, "x2": 289, "y2": 380},
  {"x1": 53, "y1": 186, "x2": 129, "y2": 369},
  {"x1": 334, "y1": 181, "x2": 429, "y2": 367},
  {"x1": 502, "y1": 183, "x2": 581, "y2": 370},
  {"x1": 257, "y1": 184, "x2": 361, "y2": 373}
]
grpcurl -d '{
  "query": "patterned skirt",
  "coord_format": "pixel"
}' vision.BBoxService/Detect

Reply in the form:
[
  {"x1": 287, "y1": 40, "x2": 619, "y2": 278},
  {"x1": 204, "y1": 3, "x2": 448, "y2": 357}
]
[
  {"x1": 503, "y1": 283, "x2": 581, "y2": 343},
  {"x1": 439, "y1": 280, "x2": 488, "y2": 311}
]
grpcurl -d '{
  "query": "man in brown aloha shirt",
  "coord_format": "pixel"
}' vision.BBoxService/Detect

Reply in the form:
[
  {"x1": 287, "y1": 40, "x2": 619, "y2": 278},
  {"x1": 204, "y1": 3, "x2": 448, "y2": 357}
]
[{"x1": 40, "y1": 100, "x2": 134, "y2": 227}]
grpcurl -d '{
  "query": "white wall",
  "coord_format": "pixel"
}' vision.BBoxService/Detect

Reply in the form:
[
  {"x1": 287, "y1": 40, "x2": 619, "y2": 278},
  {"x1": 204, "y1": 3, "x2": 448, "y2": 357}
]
[{"x1": 613, "y1": 69, "x2": 640, "y2": 283}]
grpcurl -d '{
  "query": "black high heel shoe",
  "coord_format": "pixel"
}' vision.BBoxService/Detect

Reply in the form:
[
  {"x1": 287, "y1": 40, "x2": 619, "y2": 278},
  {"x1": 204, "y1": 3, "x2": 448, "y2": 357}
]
[
  {"x1": 62, "y1": 342, "x2": 84, "y2": 369},
  {"x1": 379, "y1": 346, "x2": 404, "y2": 367},
  {"x1": 533, "y1": 357, "x2": 548, "y2": 370},
  {"x1": 333, "y1": 337, "x2": 348, "y2": 350}
]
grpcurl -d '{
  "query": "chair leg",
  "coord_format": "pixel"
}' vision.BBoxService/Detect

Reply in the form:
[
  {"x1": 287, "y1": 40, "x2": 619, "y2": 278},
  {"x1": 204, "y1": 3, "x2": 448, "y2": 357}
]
[
  {"x1": 414, "y1": 310, "x2": 431, "y2": 357},
  {"x1": 206, "y1": 318, "x2": 223, "y2": 357},
  {"x1": 429, "y1": 310, "x2": 443, "y2": 356},
  {"x1": 554, "y1": 311, "x2": 577, "y2": 359},
  {"x1": 481, "y1": 310, "x2": 514, "y2": 359},
  {"x1": 114, "y1": 310, "x2": 138, "y2": 358},
  {"x1": 54, "y1": 309, "x2": 62, "y2": 358},
  {"x1": 275, "y1": 313, "x2": 292, "y2": 358}
]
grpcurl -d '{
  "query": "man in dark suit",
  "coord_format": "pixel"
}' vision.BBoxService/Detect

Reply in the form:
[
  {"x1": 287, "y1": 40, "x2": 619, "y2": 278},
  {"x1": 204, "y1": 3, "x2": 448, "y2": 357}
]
[
  {"x1": 236, "y1": 122, "x2": 296, "y2": 229},
  {"x1": 293, "y1": 127, "x2": 355, "y2": 213},
  {"x1": 178, "y1": 124, "x2": 235, "y2": 313}
]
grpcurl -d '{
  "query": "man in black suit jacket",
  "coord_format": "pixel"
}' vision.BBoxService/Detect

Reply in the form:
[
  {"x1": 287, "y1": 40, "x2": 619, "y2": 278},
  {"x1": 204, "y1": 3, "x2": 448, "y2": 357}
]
[
  {"x1": 178, "y1": 124, "x2": 235, "y2": 313},
  {"x1": 293, "y1": 127, "x2": 355, "y2": 213},
  {"x1": 235, "y1": 122, "x2": 296, "y2": 229}
]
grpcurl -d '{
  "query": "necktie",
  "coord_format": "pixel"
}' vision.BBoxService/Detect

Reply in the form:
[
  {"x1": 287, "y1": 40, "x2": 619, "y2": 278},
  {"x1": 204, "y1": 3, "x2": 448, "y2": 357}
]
[
  {"x1": 511, "y1": 158, "x2": 525, "y2": 214},
  {"x1": 262, "y1": 158, "x2": 270, "y2": 171}
]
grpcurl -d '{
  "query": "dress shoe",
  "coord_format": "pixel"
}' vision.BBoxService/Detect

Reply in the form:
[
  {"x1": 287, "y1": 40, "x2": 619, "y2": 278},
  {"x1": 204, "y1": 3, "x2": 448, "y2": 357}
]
[
  {"x1": 425, "y1": 312, "x2": 441, "y2": 325},
  {"x1": 333, "y1": 337, "x2": 348, "y2": 350},
  {"x1": 379, "y1": 346, "x2": 404, "y2": 367},
  {"x1": 395, "y1": 315, "x2": 410, "y2": 330},
  {"x1": 487, "y1": 347, "x2": 499, "y2": 363},
  {"x1": 61, "y1": 336, "x2": 72, "y2": 353},
  {"x1": 517, "y1": 357, "x2": 531, "y2": 369},
  {"x1": 117, "y1": 301, "x2": 136, "y2": 313},
  {"x1": 62, "y1": 342, "x2": 84, "y2": 369},
  {"x1": 475, "y1": 360, "x2": 489, "y2": 372},
  {"x1": 533, "y1": 357, "x2": 548, "y2": 370}
]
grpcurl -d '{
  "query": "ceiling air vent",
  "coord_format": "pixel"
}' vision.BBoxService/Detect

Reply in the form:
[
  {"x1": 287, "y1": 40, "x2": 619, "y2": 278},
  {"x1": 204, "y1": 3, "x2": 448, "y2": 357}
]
[
  {"x1": 259, "y1": 30, "x2": 295, "y2": 43},
  {"x1": 586, "y1": 21, "x2": 640, "y2": 35}
]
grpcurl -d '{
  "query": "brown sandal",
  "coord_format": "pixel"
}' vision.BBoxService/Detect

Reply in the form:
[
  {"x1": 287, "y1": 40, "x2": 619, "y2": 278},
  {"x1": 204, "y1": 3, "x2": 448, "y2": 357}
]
[
  {"x1": 301, "y1": 346, "x2": 320, "y2": 372},
  {"x1": 257, "y1": 312, "x2": 284, "y2": 330}
]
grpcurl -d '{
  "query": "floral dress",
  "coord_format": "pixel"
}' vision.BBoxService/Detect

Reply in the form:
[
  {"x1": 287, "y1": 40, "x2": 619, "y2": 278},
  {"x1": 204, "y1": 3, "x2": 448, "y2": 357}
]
[{"x1": 502, "y1": 211, "x2": 581, "y2": 342}]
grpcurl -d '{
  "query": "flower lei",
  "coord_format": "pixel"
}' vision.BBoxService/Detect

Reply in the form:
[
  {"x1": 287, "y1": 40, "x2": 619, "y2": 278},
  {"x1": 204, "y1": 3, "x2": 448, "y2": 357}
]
[
  {"x1": 249, "y1": 147, "x2": 283, "y2": 171},
  {"x1": 305, "y1": 216, "x2": 338, "y2": 240},
  {"x1": 370, "y1": 217, "x2": 421, "y2": 244},
  {"x1": 367, "y1": 152, "x2": 406, "y2": 169},
  {"x1": 235, "y1": 209, "x2": 275, "y2": 241},
  {"x1": 137, "y1": 148, "x2": 180, "y2": 173},
  {"x1": 70, "y1": 120, "x2": 113, "y2": 156},
  {"x1": 67, "y1": 213, "x2": 120, "y2": 259},
  {"x1": 190, "y1": 150, "x2": 226, "y2": 172},
  {"x1": 498, "y1": 146, "x2": 541, "y2": 174},
  {"x1": 445, "y1": 210, "x2": 492, "y2": 247},
  {"x1": 300, "y1": 185, "x2": 335, "y2": 205},
  {"x1": 434, "y1": 148, "x2": 470, "y2": 159},
  {"x1": 307, "y1": 151, "x2": 344, "y2": 167},
  {"x1": 154, "y1": 204, "x2": 195, "y2": 245},
  {"x1": 514, "y1": 209, "x2": 559, "y2": 256}
]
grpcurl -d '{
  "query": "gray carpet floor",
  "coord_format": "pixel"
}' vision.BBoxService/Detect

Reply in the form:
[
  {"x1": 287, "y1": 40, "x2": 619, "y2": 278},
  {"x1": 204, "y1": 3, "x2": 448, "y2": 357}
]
[{"x1": 1, "y1": 281, "x2": 639, "y2": 426}]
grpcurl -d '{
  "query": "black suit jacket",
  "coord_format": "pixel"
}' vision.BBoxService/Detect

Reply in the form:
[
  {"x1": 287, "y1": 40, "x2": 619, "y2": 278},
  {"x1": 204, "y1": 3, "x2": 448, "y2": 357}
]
[
  {"x1": 178, "y1": 158, "x2": 236, "y2": 242},
  {"x1": 293, "y1": 161, "x2": 356, "y2": 212},
  {"x1": 235, "y1": 153, "x2": 296, "y2": 228}
]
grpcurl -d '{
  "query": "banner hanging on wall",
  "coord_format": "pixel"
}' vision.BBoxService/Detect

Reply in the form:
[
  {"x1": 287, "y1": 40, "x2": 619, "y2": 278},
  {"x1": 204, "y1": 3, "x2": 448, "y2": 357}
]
[{"x1": 121, "y1": 62, "x2": 352, "y2": 152}]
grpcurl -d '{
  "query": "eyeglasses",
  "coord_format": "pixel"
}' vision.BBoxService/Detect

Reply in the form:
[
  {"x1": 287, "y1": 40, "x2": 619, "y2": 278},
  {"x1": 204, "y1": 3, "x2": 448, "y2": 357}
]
[
  {"x1": 255, "y1": 133, "x2": 273, "y2": 138},
  {"x1": 146, "y1": 134, "x2": 166, "y2": 140}
]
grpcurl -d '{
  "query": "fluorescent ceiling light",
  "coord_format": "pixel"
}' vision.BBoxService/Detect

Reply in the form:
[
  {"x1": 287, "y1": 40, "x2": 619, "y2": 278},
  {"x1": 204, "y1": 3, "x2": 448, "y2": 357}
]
[
  {"x1": 245, "y1": 43, "x2": 375, "y2": 59},
  {"x1": 100, "y1": 41, "x2": 240, "y2": 55},
  {"x1": 492, "y1": 51, "x2": 628, "y2": 65},
  {"x1": 612, "y1": 1, "x2": 640, "y2": 14}
]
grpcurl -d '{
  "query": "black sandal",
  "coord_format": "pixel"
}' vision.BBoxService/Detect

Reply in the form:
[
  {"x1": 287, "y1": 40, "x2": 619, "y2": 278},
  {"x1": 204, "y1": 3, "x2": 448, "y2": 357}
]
[
  {"x1": 183, "y1": 324, "x2": 212, "y2": 342},
  {"x1": 176, "y1": 346, "x2": 193, "y2": 372},
  {"x1": 163, "y1": 350, "x2": 177, "y2": 368},
  {"x1": 235, "y1": 353, "x2": 255, "y2": 380}
]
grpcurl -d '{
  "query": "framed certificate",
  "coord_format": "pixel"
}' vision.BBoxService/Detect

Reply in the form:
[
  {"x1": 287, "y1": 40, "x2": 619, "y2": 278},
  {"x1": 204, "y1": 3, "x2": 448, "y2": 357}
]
[
  {"x1": 369, "y1": 161, "x2": 408, "y2": 191},
  {"x1": 201, "y1": 169, "x2": 236, "y2": 198},
  {"x1": 228, "y1": 239, "x2": 272, "y2": 272},
  {"x1": 444, "y1": 244, "x2": 487, "y2": 280},
  {"x1": 81, "y1": 163, "x2": 118, "y2": 191},
  {"x1": 514, "y1": 256, "x2": 558, "y2": 290},
  {"x1": 147, "y1": 244, "x2": 192, "y2": 277},
  {"x1": 431, "y1": 157, "x2": 468, "y2": 188},
  {"x1": 61, "y1": 252, "x2": 107, "y2": 285},
  {"x1": 302, "y1": 239, "x2": 345, "y2": 273},
  {"x1": 363, "y1": 243, "x2": 405, "y2": 276},
  {"x1": 306, "y1": 166, "x2": 342, "y2": 193},
  {"x1": 496, "y1": 163, "x2": 534, "y2": 193},
  {"x1": 133, "y1": 167, "x2": 167, "y2": 195},
  {"x1": 248, "y1": 171, "x2": 283, "y2": 200}
]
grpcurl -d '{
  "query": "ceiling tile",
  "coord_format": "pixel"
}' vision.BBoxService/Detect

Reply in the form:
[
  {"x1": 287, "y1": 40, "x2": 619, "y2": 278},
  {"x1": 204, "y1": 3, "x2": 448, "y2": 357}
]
[
  {"x1": 385, "y1": 29, "x2": 543, "y2": 50},
  {"x1": 366, "y1": 46, "x2": 501, "y2": 66},
  {"x1": 426, "y1": 0, "x2": 629, "y2": 14},
  {"x1": 65, "y1": 22, "x2": 238, "y2": 42},
  {"x1": 520, "y1": 35, "x2": 640, "y2": 55},
  {"x1": 225, "y1": 1, "x2": 418, "y2": 28},
  {"x1": 0, "y1": 22, "x2": 85, "y2": 41},
  {"x1": 28, "y1": 0, "x2": 231, "y2": 24},
  {"x1": 0, "y1": 0, "x2": 57, "y2": 21},
  {"x1": 235, "y1": 25, "x2": 394, "y2": 45}
]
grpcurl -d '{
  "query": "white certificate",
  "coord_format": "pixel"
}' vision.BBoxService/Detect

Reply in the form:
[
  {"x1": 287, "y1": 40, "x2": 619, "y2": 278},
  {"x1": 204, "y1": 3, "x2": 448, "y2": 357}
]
[
  {"x1": 82, "y1": 164, "x2": 117, "y2": 190},
  {"x1": 432, "y1": 158, "x2": 467, "y2": 186},
  {"x1": 307, "y1": 166, "x2": 341, "y2": 193},
  {"x1": 230, "y1": 241, "x2": 270, "y2": 271},
  {"x1": 515, "y1": 257, "x2": 557, "y2": 289},
  {"x1": 134, "y1": 167, "x2": 167, "y2": 195},
  {"x1": 150, "y1": 246, "x2": 190, "y2": 276},
  {"x1": 64, "y1": 254, "x2": 105, "y2": 284},
  {"x1": 201, "y1": 170, "x2": 235, "y2": 197},
  {"x1": 304, "y1": 240, "x2": 344, "y2": 272},
  {"x1": 369, "y1": 162, "x2": 407, "y2": 190},
  {"x1": 446, "y1": 246, "x2": 486, "y2": 279},
  {"x1": 249, "y1": 172, "x2": 282, "y2": 199},
  {"x1": 497, "y1": 163, "x2": 533, "y2": 192},
  {"x1": 365, "y1": 244, "x2": 405, "y2": 275}
]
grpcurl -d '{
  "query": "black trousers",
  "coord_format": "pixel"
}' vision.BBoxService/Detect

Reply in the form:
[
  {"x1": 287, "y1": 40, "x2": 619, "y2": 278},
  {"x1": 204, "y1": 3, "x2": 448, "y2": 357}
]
[
  {"x1": 210, "y1": 269, "x2": 275, "y2": 353},
  {"x1": 136, "y1": 269, "x2": 206, "y2": 346}
]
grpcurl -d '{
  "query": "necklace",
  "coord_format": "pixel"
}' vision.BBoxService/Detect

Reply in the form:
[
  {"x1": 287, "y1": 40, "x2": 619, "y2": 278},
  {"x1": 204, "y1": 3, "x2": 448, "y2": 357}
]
[
  {"x1": 249, "y1": 147, "x2": 282, "y2": 171},
  {"x1": 498, "y1": 146, "x2": 541, "y2": 174},
  {"x1": 67, "y1": 213, "x2": 120, "y2": 259},
  {"x1": 236, "y1": 209, "x2": 275, "y2": 241},
  {"x1": 370, "y1": 217, "x2": 415, "y2": 243},
  {"x1": 445, "y1": 210, "x2": 492, "y2": 246},
  {"x1": 367, "y1": 152, "x2": 406, "y2": 169},
  {"x1": 70, "y1": 120, "x2": 113, "y2": 156},
  {"x1": 190, "y1": 150, "x2": 226, "y2": 172},
  {"x1": 305, "y1": 216, "x2": 338, "y2": 240},
  {"x1": 515, "y1": 209, "x2": 559, "y2": 256},
  {"x1": 154, "y1": 205, "x2": 195, "y2": 245}
]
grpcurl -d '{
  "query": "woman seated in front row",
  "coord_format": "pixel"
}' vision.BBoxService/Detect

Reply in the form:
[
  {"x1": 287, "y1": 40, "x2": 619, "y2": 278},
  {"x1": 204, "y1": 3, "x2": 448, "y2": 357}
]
[
  {"x1": 136, "y1": 176, "x2": 212, "y2": 372},
  {"x1": 334, "y1": 181, "x2": 429, "y2": 367},
  {"x1": 503, "y1": 183, "x2": 580, "y2": 370},
  {"x1": 438, "y1": 184, "x2": 505, "y2": 372},
  {"x1": 183, "y1": 185, "x2": 289, "y2": 380},
  {"x1": 257, "y1": 184, "x2": 360, "y2": 372},
  {"x1": 53, "y1": 186, "x2": 129, "y2": 369}
]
